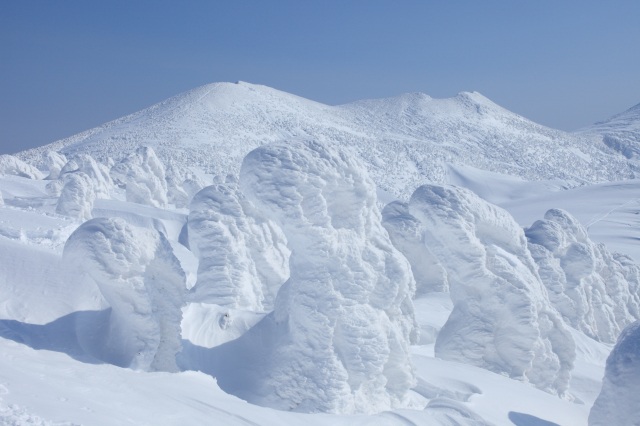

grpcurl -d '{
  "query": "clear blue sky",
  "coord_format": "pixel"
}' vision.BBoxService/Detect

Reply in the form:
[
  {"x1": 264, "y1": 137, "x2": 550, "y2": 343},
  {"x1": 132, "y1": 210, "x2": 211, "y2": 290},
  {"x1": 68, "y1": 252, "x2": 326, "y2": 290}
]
[{"x1": 2, "y1": 0, "x2": 639, "y2": 154}]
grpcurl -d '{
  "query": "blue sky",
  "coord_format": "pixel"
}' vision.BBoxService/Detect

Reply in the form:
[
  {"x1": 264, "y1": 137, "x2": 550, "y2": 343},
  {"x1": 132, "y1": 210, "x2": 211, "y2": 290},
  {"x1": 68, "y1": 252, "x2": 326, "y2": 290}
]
[{"x1": 1, "y1": 0, "x2": 639, "y2": 153}]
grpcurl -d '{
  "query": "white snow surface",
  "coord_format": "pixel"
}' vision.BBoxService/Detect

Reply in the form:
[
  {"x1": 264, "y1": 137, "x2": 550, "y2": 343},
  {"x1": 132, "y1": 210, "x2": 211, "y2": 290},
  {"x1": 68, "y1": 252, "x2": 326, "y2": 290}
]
[
  {"x1": 589, "y1": 321, "x2": 640, "y2": 426},
  {"x1": 407, "y1": 184, "x2": 575, "y2": 396},
  {"x1": 110, "y1": 146, "x2": 168, "y2": 207},
  {"x1": 2, "y1": 82, "x2": 640, "y2": 425}
]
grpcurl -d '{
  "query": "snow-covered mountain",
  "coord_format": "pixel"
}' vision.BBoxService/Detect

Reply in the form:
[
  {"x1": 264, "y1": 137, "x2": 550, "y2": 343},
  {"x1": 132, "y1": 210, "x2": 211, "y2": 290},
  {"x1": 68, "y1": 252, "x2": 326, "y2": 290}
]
[
  {"x1": 17, "y1": 81, "x2": 637, "y2": 198},
  {"x1": 579, "y1": 102, "x2": 640, "y2": 160},
  {"x1": 2, "y1": 82, "x2": 640, "y2": 425}
]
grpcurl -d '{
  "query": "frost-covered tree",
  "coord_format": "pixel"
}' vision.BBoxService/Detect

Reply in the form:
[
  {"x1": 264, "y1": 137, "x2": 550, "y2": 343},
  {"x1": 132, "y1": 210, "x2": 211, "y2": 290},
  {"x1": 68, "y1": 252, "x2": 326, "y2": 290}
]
[
  {"x1": 589, "y1": 321, "x2": 640, "y2": 426},
  {"x1": 59, "y1": 154, "x2": 112, "y2": 198},
  {"x1": 232, "y1": 140, "x2": 417, "y2": 414},
  {"x1": 407, "y1": 184, "x2": 575, "y2": 396},
  {"x1": 43, "y1": 150, "x2": 67, "y2": 180},
  {"x1": 187, "y1": 182, "x2": 289, "y2": 311},
  {"x1": 56, "y1": 172, "x2": 95, "y2": 221},
  {"x1": 63, "y1": 217, "x2": 186, "y2": 372},
  {"x1": 110, "y1": 146, "x2": 168, "y2": 207},
  {"x1": 0, "y1": 154, "x2": 43, "y2": 179},
  {"x1": 526, "y1": 209, "x2": 640, "y2": 343}
]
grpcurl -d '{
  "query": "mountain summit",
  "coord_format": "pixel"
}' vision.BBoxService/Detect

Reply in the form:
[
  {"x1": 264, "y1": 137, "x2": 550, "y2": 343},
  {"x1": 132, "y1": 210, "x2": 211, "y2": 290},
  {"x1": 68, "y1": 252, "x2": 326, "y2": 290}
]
[{"x1": 19, "y1": 81, "x2": 635, "y2": 198}]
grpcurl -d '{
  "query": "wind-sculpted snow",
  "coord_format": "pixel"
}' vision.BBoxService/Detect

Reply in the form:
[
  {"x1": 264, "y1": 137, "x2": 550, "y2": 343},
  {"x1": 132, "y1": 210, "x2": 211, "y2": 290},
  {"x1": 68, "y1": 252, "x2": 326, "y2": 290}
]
[
  {"x1": 187, "y1": 181, "x2": 289, "y2": 310},
  {"x1": 0, "y1": 154, "x2": 43, "y2": 179},
  {"x1": 526, "y1": 209, "x2": 640, "y2": 343},
  {"x1": 59, "y1": 154, "x2": 112, "y2": 198},
  {"x1": 165, "y1": 161, "x2": 208, "y2": 208},
  {"x1": 382, "y1": 201, "x2": 448, "y2": 295},
  {"x1": 581, "y1": 102, "x2": 640, "y2": 160},
  {"x1": 231, "y1": 140, "x2": 417, "y2": 414},
  {"x1": 407, "y1": 184, "x2": 575, "y2": 396},
  {"x1": 589, "y1": 321, "x2": 640, "y2": 426},
  {"x1": 56, "y1": 172, "x2": 95, "y2": 221},
  {"x1": 63, "y1": 217, "x2": 186, "y2": 372},
  {"x1": 17, "y1": 82, "x2": 635, "y2": 200},
  {"x1": 110, "y1": 146, "x2": 168, "y2": 208}
]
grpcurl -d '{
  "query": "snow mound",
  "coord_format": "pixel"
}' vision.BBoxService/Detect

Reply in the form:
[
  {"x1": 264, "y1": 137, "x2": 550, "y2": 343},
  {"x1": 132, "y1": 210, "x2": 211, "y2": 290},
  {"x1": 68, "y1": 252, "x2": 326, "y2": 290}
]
[
  {"x1": 110, "y1": 146, "x2": 168, "y2": 207},
  {"x1": 526, "y1": 209, "x2": 640, "y2": 343},
  {"x1": 63, "y1": 217, "x2": 186, "y2": 372},
  {"x1": 407, "y1": 184, "x2": 575, "y2": 395},
  {"x1": 382, "y1": 201, "x2": 449, "y2": 295},
  {"x1": 55, "y1": 172, "x2": 95, "y2": 221},
  {"x1": 59, "y1": 154, "x2": 112, "y2": 198},
  {"x1": 228, "y1": 140, "x2": 417, "y2": 414},
  {"x1": 0, "y1": 154, "x2": 43, "y2": 180},
  {"x1": 589, "y1": 321, "x2": 640, "y2": 426},
  {"x1": 187, "y1": 181, "x2": 289, "y2": 311}
]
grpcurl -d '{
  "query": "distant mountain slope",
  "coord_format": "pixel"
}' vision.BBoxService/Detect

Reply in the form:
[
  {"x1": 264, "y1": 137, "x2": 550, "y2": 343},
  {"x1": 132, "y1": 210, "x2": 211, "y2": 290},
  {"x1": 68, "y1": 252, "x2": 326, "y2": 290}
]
[
  {"x1": 18, "y1": 82, "x2": 636, "y2": 198},
  {"x1": 579, "y1": 102, "x2": 640, "y2": 160}
]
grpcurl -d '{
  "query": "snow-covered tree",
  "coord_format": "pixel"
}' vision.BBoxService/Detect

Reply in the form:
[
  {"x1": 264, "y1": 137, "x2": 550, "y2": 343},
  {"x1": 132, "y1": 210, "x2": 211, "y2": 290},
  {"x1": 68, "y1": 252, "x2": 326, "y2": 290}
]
[{"x1": 110, "y1": 146, "x2": 168, "y2": 207}]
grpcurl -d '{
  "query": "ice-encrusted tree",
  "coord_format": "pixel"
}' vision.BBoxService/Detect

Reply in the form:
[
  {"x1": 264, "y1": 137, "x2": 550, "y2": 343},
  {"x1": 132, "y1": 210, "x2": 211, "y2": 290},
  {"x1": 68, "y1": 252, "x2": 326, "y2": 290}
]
[
  {"x1": 526, "y1": 208, "x2": 640, "y2": 343},
  {"x1": 43, "y1": 150, "x2": 67, "y2": 180},
  {"x1": 382, "y1": 201, "x2": 448, "y2": 295},
  {"x1": 0, "y1": 154, "x2": 43, "y2": 179},
  {"x1": 406, "y1": 184, "x2": 575, "y2": 396},
  {"x1": 187, "y1": 182, "x2": 289, "y2": 311},
  {"x1": 56, "y1": 172, "x2": 95, "y2": 221},
  {"x1": 59, "y1": 154, "x2": 112, "y2": 198},
  {"x1": 63, "y1": 217, "x2": 186, "y2": 372},
  {"x1": 233, "y1": 140, "x2": 417, "y2": 414},
  {"x1": 110, "y1": 146, "x2": 168, "y2": 207},
  {"x1": 589, "y1": 321, "x2": 640, "y2": 426}
]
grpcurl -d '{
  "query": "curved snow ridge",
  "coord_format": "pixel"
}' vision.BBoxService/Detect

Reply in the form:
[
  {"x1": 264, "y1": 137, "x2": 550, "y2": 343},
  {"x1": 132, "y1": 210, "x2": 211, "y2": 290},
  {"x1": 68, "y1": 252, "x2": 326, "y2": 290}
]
[
  {"x1": 187, "y1": 181, "x2": 289, "y2": 311},
  {"x1": 589, "y1": 321, "x2": 640, "y2": 426},
  {"x1": 231, "y1": 139, "x2": 417, "y2": 414},
  {"x1": 63, "y1": 217, "x2": 186, "y2": 372},
  {"x1": 526, "y1": 208, "x2": 640, "y2": 343},
  {"x1": 404, "y1": 184, "x2": 575, "y2": 396}
]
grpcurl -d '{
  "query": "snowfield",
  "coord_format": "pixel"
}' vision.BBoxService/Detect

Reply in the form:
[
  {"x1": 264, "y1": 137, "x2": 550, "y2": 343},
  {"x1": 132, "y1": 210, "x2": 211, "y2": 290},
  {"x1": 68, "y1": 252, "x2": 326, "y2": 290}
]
[{"x1": 1, "y1": 82, "x2": 640, "y2": 425}]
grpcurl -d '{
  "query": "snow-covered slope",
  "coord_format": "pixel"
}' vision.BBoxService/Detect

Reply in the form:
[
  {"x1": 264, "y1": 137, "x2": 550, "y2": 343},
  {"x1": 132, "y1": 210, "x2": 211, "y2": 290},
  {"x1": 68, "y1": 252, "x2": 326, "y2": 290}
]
[
  {"x1": 580, "y1": 102, "x2": 640, "y2": 160},
  {"x1": 16, "y1": 82, "x2": 636, "y2": 198}
]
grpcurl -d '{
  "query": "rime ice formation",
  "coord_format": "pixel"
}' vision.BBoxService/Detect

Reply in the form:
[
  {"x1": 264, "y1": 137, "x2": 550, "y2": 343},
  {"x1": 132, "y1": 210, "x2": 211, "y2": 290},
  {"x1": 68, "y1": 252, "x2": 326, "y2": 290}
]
[
  {"x1": 0, "y1": 154, "x2": 43, "y2": 179},
  {"x1": 44, "y1": 151, "x2": 67, "y2": 180},
  {"x1": 63, "y1": 217, "x2": 186, "y2": 372},
  {"x1": 56, "y1": 172, "x2": 95, "y2": 221},
  {"x1": 187, "y1": 182, "x2": 289, "y2": 310},
  {"x1": 408, "y1": 184, "x2": 575, "y2": 396},
  {"x1": 111, "y1": 146, "x2": 168, "y2": 208},
  {"x1": 165, "y1": 162, "x2": 208, "y2": 208},
  {"x1": 526, "y1": 209, "x2": 640, "y2": 343},
  {"x1": 589, "y1": 321, "x2": 640, "y2": 426},
  {"x1": 235, "y1": 140, "x2": 417, "y2": 414},
  {"x1": 382, "y1": 201, "x2": 448, "y2": 295},
  {"x1": 59, "y1": 154, "x2": 112, "y2": 198}
]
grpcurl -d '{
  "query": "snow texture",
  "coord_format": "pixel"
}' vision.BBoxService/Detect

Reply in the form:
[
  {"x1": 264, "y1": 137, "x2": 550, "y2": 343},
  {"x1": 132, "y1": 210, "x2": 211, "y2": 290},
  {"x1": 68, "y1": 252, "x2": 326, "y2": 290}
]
[
  {"x1": 55, "y1": 172, "x2": 95, "y2": 221},
  {"x1": 110, "y1": 146, "x2": 168, "y2": 207},
  {"x1": 59, "y1": 154, "x2": 112, "y2": 198},
  {"x1": 187, "y1": 180, "x2": 289, "y2": 311},
  {"x1": 63, "y1": 217, "x2": 186, "y2": 372},
  {"x1": 0, "y1": 154, "x2": 43, "y2": 180},
  {"x1": 235, "y1": 140, "x2": 417, "y2": 414},
  {"x1": 165, "y1": 161, "x2": 208, "y2": 208},
  {"x1": 382, "y1": 201, "x2": 449, "y2": 295},
  {"x1": 589, "y1": 321, "x2": 640, "y2": 426},
  {"x1": 526, "y1": 208, "x2": 640, "y2": 343},
  {"x1": 407, "y1": 184, "x2": 575, "y2": 396}
]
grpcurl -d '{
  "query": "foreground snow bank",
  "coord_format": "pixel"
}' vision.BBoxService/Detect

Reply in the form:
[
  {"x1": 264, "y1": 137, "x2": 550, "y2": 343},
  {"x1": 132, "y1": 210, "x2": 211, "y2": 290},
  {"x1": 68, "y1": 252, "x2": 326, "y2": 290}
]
[
  {"x1": 406, "y1": 184, "x2": 575, "y2": 396},
  {"x1": 526, "y1": 208, "x2": 640, "y2": 344},
  {"x1": 224, "y1": 140, "x2": 417, "y2": 414},
  {"x1": 63, "y1": 217, "x2": 186, "y2": 371},
  {"x1": 589, "y1": 321, "x2": 640, "y2": 425}
]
